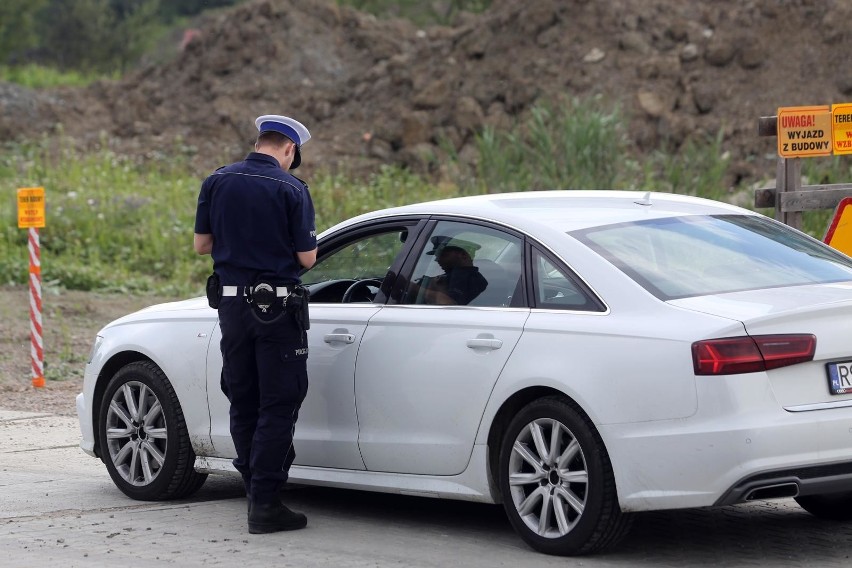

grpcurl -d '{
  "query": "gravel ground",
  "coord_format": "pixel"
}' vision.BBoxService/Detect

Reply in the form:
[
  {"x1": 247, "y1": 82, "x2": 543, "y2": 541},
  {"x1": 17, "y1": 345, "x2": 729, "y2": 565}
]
[
  {"x1": 6, "y1": 1, "x2": 850, "y2": 189},
  {"x1": 0, "y1": 285, "x2": 181, "y2": 416}
]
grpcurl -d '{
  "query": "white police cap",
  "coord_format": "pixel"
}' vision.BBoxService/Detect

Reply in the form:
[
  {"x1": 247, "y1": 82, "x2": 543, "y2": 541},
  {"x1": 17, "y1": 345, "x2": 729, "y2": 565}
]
[{"x1": 255, "y1": 115, "x2": 311, "y2": 169}]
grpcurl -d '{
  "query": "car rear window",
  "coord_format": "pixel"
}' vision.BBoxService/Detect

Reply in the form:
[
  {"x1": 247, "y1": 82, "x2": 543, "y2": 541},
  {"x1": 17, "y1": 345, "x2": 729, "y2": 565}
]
[{"x1": 571, "y1": 214, "x2": 852, "y2": 300}]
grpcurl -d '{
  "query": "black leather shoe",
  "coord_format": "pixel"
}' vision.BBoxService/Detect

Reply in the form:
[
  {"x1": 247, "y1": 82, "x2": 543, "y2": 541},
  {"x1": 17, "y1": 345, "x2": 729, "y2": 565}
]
[{"x1": 248, "y1": 501, "x2": 307, "y2": 534}]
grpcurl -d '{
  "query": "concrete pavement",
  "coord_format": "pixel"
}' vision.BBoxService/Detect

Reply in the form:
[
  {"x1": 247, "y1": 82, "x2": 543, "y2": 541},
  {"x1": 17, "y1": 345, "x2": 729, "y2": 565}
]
[
  {"x1": 2, "y1": 408, "x2": 852, "y2": 567},
  {"x1": 0, "y1": 408, "x2": 583, "y2": 567}
]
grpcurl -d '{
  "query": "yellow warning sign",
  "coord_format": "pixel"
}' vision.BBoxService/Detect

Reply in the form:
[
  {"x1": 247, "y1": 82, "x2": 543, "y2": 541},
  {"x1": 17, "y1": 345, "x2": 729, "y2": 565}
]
[
  {"x1": 777, "y1": 105, "x2": 832, "y2": 158},
  {"x1": 832, "y1": 103, "x2": 852, "y2": 156},
  {"x1": 17, "y1": 187, "x2": 45, "y2": 228},
  {"x1": 825, "y1": 197, "x2": 852, "y2": 256}
]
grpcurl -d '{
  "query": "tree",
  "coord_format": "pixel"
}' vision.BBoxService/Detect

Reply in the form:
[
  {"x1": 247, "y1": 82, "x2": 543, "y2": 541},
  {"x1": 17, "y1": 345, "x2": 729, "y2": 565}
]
[
  {"x1": 157, "y1": 0, "x2": 240, "y2": 20},
  {"x1": 0, "y1": 0, "x2": 48, "y2": 63},
  {"x1": 4, "y1": 0, "x2": 241, "y2": 72},
  {"x1": 37, "y1": 0, "x2": 118, "y2": 71},
  {"x1": 36, "y1": 0, "x2": 161, "y2": 72},
  {"x1": 110, "y1": 0, "x2": 163, "y2": 72}
]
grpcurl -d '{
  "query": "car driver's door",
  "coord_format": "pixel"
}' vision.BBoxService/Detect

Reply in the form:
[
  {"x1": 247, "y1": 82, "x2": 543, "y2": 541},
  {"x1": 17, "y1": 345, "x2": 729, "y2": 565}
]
[{"x1": 206, "y1": 219, "x2": 422, "y2": 470}]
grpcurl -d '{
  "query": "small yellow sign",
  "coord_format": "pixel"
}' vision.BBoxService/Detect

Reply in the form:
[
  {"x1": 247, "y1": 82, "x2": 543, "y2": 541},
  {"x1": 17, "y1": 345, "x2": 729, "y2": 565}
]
[
  {"x1": 825, "y1": 197, "x2": 852, "y2": 256},
  {"x1": 832, "y1": 103, "x2": 852, "y2": 155},
  {"x1": 777, "y1": 105, "x2": 832, "y2": 158},
  {"x1": 17, "y1": 187, "x2": 46, "y2": 228}
]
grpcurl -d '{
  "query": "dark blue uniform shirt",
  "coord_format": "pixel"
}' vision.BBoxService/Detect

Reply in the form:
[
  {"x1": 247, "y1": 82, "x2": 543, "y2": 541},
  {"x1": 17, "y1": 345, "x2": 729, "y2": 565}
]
[{"x1": 194, "y1": 152, "x2": 316, "y2": 285}]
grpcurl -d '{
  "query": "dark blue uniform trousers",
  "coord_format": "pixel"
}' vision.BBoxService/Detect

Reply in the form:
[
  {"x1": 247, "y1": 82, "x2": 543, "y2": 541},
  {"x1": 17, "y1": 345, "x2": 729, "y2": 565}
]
[{"x1": 217, "y1": 296, "x2": 308, "y2": 505}]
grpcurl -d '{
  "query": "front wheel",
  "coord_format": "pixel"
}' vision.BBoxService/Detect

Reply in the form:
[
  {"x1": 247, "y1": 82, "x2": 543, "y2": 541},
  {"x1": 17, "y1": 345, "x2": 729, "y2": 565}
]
[
  {"x1": 796, "y1": 492, "x2": 852, "y2": 521},
  {"x1": 498, "y1": 397, "x2": 631, "y2": 555},
  {"x1": 98, "y1": 360, "x2": 207, "y2": 500}
]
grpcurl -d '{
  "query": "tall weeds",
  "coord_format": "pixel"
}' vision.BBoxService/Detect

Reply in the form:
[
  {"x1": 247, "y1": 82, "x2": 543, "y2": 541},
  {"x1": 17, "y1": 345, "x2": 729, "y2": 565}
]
[
  {"x1": 474, "y1": 97, "x2": 628, "y2": 193},
  {"x1": 0, "y1": 97, "x2": 753, "y2": 295}
]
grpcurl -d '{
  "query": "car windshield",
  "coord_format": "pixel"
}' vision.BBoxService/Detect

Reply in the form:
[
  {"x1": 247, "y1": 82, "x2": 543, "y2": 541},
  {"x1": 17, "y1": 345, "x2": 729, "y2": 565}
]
[{"x1": 572, "y1": 214, "x2": 852, "y2": 300}]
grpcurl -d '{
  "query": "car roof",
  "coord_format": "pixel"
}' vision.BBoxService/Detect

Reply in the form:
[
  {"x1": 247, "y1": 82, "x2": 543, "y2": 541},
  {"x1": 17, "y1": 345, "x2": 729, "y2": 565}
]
[{"x1": 321, "y1": 190, "x2": 755, "y2": 237}]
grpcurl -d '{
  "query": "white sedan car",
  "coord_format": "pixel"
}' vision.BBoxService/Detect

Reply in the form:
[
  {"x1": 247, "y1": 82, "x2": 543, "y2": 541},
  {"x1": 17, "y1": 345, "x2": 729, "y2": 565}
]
[{"x1": 77, "y1": 190, "x2": 852, "y2": 555}]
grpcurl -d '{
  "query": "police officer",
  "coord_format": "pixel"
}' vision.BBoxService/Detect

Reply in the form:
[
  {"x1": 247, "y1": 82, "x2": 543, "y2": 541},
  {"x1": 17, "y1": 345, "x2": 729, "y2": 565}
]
[{"x1": 193, "y1": 114, "x2": 317, "y2": 534}]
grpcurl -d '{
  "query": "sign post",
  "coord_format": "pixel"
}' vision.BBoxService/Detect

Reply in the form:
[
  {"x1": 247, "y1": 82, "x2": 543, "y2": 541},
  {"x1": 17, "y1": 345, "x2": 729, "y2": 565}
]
[
  {"x1": 17, "y1": 187, "x2": 46, "y2": 389},
  {"x1": 756, "y1": 104, "x2": 852, "y2": 237}
]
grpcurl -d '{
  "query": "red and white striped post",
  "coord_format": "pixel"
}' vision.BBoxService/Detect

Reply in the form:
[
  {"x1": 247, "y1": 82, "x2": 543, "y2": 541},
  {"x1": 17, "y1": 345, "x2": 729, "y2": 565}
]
[
  {"x1": 17, "y1": 187, "x2": 46, "y2": 389},
  {"x1": 29, "y1": 228, "x2": 44, "y2": 388}
]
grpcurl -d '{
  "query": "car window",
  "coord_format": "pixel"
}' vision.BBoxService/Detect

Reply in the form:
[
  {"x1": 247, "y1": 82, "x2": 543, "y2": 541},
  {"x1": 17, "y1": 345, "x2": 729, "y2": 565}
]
[
  {"x1": 401, "y1": 221, "x2": 523, "y2": 307},
  {"x1": 302, "y1": 229, "x2": 408, "y2": 302},
  {"x1": 531, "y1": 248, "x2": 605, "y2": 311},
  {"x1": 573, "y1": 214, "x2": 852, "y2": 300}
]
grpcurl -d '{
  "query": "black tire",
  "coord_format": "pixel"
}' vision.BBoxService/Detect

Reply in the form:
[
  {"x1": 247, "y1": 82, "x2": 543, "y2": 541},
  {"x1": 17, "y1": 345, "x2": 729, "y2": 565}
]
[
  {"x1": 796, "y1": 492, "x2": 852, "y2": 521},
  {"x1": 98, "y1": 360, "x2": 207, "y2": 500},
  {"x1": 498, "y1": 396, "x2": 632, "y2": 555}
]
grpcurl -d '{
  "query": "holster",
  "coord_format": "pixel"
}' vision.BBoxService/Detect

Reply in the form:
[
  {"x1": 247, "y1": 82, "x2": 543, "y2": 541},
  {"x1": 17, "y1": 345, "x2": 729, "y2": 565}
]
[
  {"x1": 206, "y1": 273, "x2": 221, "y2": 309},
  {"x1": 285, "y1": 285, "x2": 311, "y2": 331}
]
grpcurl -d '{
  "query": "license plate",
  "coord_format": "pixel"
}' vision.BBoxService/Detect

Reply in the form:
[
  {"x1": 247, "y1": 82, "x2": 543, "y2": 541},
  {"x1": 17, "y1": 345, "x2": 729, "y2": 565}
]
[{"x1": 827, "y1": 360, "x2": 852, "y2": 395}]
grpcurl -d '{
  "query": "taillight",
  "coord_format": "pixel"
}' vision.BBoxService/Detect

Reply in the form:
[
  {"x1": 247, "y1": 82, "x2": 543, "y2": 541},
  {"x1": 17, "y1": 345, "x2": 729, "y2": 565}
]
[{"x1": 692, "y1": 334, "x2": 816, "y2": 375}]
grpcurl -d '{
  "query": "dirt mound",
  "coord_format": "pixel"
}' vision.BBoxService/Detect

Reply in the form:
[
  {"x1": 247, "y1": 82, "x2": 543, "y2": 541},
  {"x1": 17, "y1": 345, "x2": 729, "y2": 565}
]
[{"x1": 3, "y1": 0, "x2": 852, "y2": 186}]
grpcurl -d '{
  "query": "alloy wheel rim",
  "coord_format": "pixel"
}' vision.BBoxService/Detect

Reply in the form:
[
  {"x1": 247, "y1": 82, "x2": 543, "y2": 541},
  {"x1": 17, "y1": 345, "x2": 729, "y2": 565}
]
[
  {"x1": 105, "y1": 380, "x2": 168, "y2": 486},
  {"x1": 508, "y1": 417, "x2": 589, "y2": 538}
]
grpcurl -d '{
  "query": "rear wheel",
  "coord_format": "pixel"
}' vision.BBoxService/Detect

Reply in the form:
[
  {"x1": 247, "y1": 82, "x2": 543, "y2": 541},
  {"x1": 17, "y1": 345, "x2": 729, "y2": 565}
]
[
  {"x1": 98, "y1": 360, "x2": 207, "y2": 500},
  {"x1": 796, "y1": 492, "x2": 852, "y2": 521},
  {"x1": 498, "y1": 397, "x2": 632, "y2": 555}
]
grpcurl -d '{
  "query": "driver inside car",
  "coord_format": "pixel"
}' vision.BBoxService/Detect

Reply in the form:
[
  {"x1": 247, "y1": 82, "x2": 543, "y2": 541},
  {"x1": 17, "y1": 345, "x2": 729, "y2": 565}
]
[{"x1": 409, "y1": 236, "x2": 488, "y2": 305}]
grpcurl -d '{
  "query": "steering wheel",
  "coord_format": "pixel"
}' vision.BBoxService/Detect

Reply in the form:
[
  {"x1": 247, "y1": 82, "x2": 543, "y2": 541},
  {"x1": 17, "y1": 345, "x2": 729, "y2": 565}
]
[{"x1": 342, "y1": 278, "x2": 383, "y2": 303}]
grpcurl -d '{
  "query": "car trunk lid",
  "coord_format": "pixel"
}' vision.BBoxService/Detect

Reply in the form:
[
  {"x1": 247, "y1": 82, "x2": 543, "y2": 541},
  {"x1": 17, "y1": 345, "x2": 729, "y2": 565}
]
[{"x1": 669, "y1": 282, "x2": 852, "y2": 409}]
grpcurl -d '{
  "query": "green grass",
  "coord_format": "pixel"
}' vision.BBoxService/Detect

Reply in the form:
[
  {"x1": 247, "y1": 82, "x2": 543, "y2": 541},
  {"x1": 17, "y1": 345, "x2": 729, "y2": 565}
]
[
  {"x1": 644, "y1": 128, "x2": 731, "y2": 201},
  {"x1": 461, "y1": 95, "x2": 731, "y2": 199},
  {"x1": 472, "y1": 98, "x2": 627, "y2": 193},
  {"x1": 0, "y1": 64, "x2": 113, "y2": 88},
  {"x1": 0, "y1": 140, "x2": 205, "y2": 295},
  {"x1": 0, "y1": 140, "x2": 465, "y2": 296},
  {"x1": 1, "y1": 95, "x2": 840, "y2": 295},
  {"x1": 312, "y1": 166, "x2": 462, "y2": 230}
]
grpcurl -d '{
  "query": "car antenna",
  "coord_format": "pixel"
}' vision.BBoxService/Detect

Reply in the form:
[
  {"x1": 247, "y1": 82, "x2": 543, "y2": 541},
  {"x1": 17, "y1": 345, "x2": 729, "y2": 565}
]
[{"x1": 635, "y1": 192, "x2": 652, "y2": 206}]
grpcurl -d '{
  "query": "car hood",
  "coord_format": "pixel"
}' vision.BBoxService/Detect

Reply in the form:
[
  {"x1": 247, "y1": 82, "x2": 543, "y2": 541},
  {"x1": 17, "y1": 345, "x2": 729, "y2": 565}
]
[{"x1": 102, "y1": 296, "x2": 213, "y2": 329}]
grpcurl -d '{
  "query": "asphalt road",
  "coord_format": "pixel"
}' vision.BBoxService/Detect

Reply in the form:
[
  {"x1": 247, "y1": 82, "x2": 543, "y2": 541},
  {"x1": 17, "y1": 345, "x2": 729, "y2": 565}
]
[{"x1": 2, "y1": 409, "x2": 851, "y2": 567}]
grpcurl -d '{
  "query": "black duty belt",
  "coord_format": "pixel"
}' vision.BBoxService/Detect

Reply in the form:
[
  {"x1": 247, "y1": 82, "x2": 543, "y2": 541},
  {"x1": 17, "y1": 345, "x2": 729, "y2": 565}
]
[
  {"x1": 220, "y1": 285, "x2": 290, "y2": 298},
  {"x1": 215, "y1": 281, "x2": 309, "y2": 331}
]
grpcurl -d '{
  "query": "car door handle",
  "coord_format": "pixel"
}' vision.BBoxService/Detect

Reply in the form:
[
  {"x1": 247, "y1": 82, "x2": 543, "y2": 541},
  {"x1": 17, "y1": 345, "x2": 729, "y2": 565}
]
[
  {"x1": 324, "y1": 333, "x2": 356, "y2": 344},
  {"x1": 466, "y1": 338, "x2": 503, "y2": 350}
]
